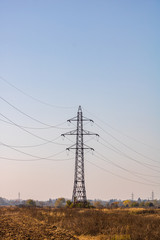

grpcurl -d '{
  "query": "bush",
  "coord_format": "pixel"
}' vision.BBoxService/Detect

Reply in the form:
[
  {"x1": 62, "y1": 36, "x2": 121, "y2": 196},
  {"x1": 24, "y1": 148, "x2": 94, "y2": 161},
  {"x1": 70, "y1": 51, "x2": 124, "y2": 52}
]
[{"x1": 26, "y1": 199, "x2": 36, "y2": 207}]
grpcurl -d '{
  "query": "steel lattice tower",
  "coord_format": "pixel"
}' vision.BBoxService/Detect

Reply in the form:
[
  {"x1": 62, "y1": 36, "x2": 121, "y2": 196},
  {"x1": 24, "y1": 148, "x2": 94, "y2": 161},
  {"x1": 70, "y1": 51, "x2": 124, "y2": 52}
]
[{"x1": 62, "y1": 106, "x2": 98, "y2": 203}]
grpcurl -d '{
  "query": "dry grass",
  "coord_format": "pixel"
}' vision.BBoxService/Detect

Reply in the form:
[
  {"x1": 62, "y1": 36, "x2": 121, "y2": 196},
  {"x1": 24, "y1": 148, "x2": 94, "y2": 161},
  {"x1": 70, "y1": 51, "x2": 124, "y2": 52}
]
[{"x1": 0, "y1": 207, "x2": 160, "y2": 239}]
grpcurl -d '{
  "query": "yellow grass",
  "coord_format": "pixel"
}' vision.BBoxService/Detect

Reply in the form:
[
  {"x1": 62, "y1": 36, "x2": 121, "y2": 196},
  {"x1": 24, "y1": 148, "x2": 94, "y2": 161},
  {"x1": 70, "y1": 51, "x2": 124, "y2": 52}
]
[{"x1": 1, "y1": 207, "x2": 160, "y2": 239}]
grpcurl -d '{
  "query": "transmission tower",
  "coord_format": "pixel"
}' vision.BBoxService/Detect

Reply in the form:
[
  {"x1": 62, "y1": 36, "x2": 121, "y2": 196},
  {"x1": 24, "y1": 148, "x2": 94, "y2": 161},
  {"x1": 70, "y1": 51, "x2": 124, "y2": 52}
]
[
  {"x1": 131, "y1": 192, "x2": 134, "y2": 201},
  {"x1": 152, "y1": 191, "x2": 154, "y2": 201},
  {"x1": 62, "y1": 106, "x2": 99, "y2": 203}
]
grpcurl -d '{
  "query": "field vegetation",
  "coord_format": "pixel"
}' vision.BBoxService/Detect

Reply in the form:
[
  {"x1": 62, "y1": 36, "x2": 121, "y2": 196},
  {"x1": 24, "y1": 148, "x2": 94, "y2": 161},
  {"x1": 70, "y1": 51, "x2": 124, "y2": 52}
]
[{"x1": 0, "y1": 206, "x2": 160, "y2": 239}]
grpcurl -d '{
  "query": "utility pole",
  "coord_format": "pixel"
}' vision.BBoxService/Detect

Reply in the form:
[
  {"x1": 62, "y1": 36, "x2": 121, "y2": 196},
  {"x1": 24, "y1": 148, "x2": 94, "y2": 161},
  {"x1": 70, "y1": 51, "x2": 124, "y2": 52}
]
[
  {"x1": 62, "y1": 106, "x2": 99, "y2": 203},
  {"x1": 131, "y1": 192, "x2": 134, "y2": 201},
  {"x1": 18, "y1": 192, "x2": 20, "y2": 204},
  {"x1": 152, "y1": 191, "x2": 154, "y2": 201}
]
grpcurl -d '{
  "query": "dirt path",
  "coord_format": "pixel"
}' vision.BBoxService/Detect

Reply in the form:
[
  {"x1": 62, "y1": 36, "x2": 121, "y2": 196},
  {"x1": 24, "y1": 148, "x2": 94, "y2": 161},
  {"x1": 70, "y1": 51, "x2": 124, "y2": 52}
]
[{"x1": 0, "y1": 209, "x2": 79, "y2": 240}]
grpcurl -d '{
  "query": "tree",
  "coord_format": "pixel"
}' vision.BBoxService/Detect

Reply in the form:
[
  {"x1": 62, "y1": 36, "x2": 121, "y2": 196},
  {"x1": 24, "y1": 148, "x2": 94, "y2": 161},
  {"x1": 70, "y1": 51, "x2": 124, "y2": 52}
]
[
  {"x1": 111, "y1": 201, "x2": 119, "y2": 209},
  {"x1": 105, "y1": 202, "x2": 110, "y2": 209},
  {"x1": 66, "y1": 200, "x2": 93, "y2": 208},
  {"x1": 54, "y1": 198, "x2": 65, "y2": 208},
  {"x1": 93, "y1": 201, "x2": 103, "y2": 209},
  {"x1": 66, "y1": 200, "x2": 72, "y2": 208},
  {"x1": 131, "y1": 201, "x2": 139, "y2": 208},
  {"x1": 123, "y1": 200, "x2": 132, "y2": 208},
  {"x1": 139, "y1": 201, "x2": 145, "y2": 208},
  {"x1": 26, "y1": 199, "x2": 36, "y2": 207},
  {"x1": 145, "y1": 201, "x2": 154, "y2": 208}
]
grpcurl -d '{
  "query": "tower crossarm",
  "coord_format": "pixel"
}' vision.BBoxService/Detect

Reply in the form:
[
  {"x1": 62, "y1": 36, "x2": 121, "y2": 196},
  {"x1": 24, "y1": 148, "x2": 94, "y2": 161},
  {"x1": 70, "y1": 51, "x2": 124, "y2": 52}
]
[
  {"x1": 83, "y1": 130, "x2": 99, "y2": 136},
  {"x1": 62, "y1": 130, "x2": 99, "y2": 136},
  {"x1": 61, "y1": 129, "x2": 77, "y2": 136},
  {"x1": 66, "y1": 143, "x2": 94, "y2": 151},
  {"x1": 67, "y1": 117, "x2": 93, "y2": 123}
]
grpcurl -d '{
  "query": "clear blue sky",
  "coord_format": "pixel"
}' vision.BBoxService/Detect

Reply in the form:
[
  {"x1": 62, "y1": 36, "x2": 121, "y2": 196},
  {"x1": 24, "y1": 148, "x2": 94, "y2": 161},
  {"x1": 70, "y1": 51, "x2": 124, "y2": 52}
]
[{"x1": 0, "y1": 0, "x2": 160, "y2": 201}]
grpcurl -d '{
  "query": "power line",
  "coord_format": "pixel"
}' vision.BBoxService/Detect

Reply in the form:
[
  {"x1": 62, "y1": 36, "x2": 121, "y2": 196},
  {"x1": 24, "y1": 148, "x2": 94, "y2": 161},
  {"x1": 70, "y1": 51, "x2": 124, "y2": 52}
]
[
  {"x1": 0, "y1": 156, "x2": 74, "y2": 162},
  {"x1": 83, "y1": 107, "x2": 160, "y2": 151},
  {"x1": 98, "y1": 137, "x2": 160, "y2": 168},
  {"x1": 0, "y1": 96, "x2": 71, "y2": 128},
  {"x1": 0, "y1": 140, "x2": 70, "y2": 161},
  {"x1": 93, "y1": 151, "x2": 160, "y2": 184},
  {"x1": 0, "y1": 112, "x2": 69, "y2": 147},
  {"x1": 0, "y1": 75, "x2": 76, "y2": 109},
  {"x1": 95, "y1": 122, "x2": 159, "y2": 166},
  {"x1": 0, "y1": 117, "x2": 74, "y2": 130},
  {"x1": 86, "y1": 159, "x2": 159, "y2": 187},
  {"x1": 97, "y1": 139, "x2": 160, "y2": 177},
  {"x1": 97, "y1": 138, "x2": 160, "y2": 173}
]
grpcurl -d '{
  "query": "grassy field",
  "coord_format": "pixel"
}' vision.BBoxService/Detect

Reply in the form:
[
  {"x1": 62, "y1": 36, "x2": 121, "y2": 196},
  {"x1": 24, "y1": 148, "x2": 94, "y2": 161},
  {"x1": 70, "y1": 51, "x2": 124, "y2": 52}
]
[{"x1": 0, "y1": 207, "x2": 160, "y2": 239}]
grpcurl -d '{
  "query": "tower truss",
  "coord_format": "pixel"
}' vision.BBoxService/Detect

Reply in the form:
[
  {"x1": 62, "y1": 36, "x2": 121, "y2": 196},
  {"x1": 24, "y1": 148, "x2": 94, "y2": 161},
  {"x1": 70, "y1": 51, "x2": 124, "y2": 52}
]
[{"x1": 62, "y1": 106, "x2": 99, "y2": 203}]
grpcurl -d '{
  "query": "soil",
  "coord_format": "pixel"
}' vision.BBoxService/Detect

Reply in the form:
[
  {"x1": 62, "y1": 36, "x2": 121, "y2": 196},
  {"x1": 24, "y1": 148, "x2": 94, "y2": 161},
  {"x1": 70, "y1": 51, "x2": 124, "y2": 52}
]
[{"x1": 0, "y1": 208, "x2": 79, "y2": 240}]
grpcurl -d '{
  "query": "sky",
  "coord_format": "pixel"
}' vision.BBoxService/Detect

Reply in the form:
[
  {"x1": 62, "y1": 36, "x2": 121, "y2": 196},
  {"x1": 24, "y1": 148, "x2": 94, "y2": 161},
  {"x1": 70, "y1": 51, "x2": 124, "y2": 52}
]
[{"x1": 0, "y1": 0, "x2": 160, "y2": 201}]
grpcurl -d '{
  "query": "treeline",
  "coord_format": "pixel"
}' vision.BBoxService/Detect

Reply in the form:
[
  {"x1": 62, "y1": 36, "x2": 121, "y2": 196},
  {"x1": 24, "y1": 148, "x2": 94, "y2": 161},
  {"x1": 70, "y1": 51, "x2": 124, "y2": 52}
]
[
  {"x1": 1, "y1": 196, "x2": 160, "y2": 209},
  {"x1": 53, "y1": 198, "x2": 160, "y2": 209},
  {"x1": 93, "y1": 199, "x2": 160, "y2": 209}
]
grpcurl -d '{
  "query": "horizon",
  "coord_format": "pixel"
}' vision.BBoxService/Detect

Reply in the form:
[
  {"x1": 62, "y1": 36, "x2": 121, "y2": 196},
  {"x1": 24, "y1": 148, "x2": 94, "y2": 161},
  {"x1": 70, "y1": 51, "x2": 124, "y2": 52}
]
[{"x1": 1, "y1": 196, "x2": 159, "y2": 203}]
